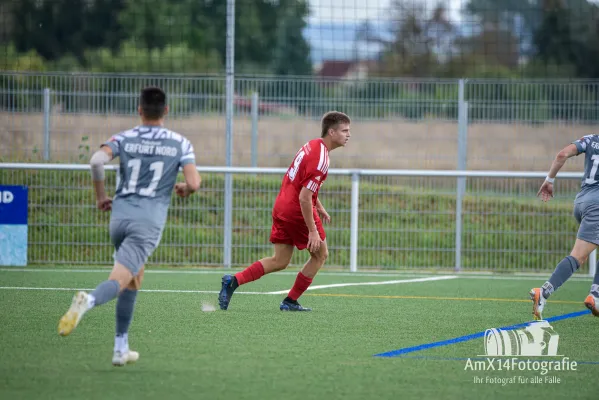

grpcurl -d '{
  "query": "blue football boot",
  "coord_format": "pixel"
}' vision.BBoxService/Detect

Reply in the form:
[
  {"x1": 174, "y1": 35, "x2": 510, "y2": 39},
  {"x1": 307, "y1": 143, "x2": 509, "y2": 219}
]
[
  {"x1": 280, "y1": 298, "x2": 312, "y2": 312},
  {"x1": 218, "y1": 275, "x2": 238, "y2": 310}
]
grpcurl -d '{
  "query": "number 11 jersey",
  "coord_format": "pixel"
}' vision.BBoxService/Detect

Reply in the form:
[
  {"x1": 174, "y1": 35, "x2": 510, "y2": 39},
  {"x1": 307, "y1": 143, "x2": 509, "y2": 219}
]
[
  {"x1": 573, "y1": 134, "x2": 599, "y2": 205},
  {"x1": 272, "y1": 138, "x2": 330, "y2": 224},
  {"x1": 103, "y1": 126, "x2": 196, "y2": 227}
]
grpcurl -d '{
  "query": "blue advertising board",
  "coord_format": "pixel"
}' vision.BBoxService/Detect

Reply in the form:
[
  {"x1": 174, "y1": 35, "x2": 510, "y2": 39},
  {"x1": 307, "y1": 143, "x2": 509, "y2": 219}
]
[{"x1": 0, "y1": 185, "x2": 28, "y2": 266}]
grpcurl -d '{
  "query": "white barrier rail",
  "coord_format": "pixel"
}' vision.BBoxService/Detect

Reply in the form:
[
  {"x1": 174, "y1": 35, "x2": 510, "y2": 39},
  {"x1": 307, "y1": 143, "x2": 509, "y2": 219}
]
[{"x1": 0, "y1": 163, "x2": 593, "y2": 276}]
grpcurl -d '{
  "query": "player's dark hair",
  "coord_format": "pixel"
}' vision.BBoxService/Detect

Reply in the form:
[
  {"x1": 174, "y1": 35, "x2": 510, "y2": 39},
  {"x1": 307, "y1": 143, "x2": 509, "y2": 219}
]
[
  {"x1": 140, "y1": 87, "x2": 166, "y2": 120},
  {"x1": 321, "y1": 111, "x2": 351, "y2": 137}
]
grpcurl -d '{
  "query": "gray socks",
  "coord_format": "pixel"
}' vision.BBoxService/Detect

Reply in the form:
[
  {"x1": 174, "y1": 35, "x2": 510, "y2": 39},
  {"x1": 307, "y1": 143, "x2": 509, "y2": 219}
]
[
  {"x1": 116, "y1": 289, "x2": 138, "y2": 336},
  {"x1": 542, "y1": 256, "x2": 580, "y2": 299},
  {"x1": 90, "y1": 280, "x2": 120, "y2": 307}
]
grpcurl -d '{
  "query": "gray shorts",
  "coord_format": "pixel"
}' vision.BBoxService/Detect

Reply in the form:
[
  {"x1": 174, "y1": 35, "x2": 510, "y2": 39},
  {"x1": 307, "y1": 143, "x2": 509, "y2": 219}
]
[
  {"x1": 574, "y1": 202, "x2": 599, "y2": 246},
  {"x1": 109, "y1": 219, "x2": 163, "y2": 275}
]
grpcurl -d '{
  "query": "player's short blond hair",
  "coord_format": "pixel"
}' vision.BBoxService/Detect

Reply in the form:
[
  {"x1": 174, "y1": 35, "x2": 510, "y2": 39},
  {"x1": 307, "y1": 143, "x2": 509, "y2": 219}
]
[{"x1": 321, "y1": 111, "x2": 351, "y2": 137}]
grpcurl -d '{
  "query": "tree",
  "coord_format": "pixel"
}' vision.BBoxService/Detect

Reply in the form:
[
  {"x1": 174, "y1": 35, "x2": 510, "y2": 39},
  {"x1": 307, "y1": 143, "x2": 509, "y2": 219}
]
[
  {"x1": 118, "y1": 0, "x2": 311, "y2": 75},
  {"x1": 270, "y1": 0, "x2": 312, "y2": 76},
  {"x1": 364, "y1": 0, "x2": 455, "y2": 77},
  {"x1": 464, "y1": 0, "x2": 599, "y2": 77},
  {"x1": 118, "y1": 0, "x2": 216, "y2": 54},
  {"x1": 11, "y1": 0, "x2": 125, "y2": 61},
  {"x1": 533, "y1": 0, "x2": 599, "y2": 78},
  {"x1": 6, "y1": 0, "x2": 313, "y2": 75},
  {"x1": 454, "y1": 27, "x2": 521, "y2": 69}
]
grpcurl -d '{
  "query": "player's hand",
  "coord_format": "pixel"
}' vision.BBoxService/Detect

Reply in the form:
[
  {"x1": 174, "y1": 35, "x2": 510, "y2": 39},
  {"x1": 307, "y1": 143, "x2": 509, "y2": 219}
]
[
  {"x1": 537, "y1": 181, "x2": 554, "y2": 202},
  {"x1": 307, "y1": 230, "x2": 322, "y2": 253},
  {"x1": 96, "y1": 197, "x2": 112, "y2": 211},
  {"x1": 318, "y1": 208, "x2": 331, "y2": 224},
  {"x1": 175, "y1": 183, "x2": 191, "y2": 198}
]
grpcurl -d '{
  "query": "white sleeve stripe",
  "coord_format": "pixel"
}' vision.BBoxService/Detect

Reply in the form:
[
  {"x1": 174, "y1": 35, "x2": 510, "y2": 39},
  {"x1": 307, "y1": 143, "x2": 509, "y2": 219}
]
[
  {"x1": 180, "y1": 153, "x2": 196, "y2": 161},
  {"x1": 323, "y1": 152, "x2": 330, "y2": 174},
  {"x1": 183, "y1": 139, "x2": 193, "y2": 154},
  {"x1": 317, "y1": 143, "x2": 326, "y2": 172},
  {"x1": 306, "y1": 181, "x2": 319, "y2": 192}
]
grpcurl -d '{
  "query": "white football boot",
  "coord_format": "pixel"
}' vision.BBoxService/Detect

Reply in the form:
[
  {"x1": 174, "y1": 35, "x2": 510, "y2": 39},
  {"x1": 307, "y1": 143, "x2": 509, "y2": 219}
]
[
  {"x1": 529, "y1": 288, "x2": 546, "y2": 321},
  {"x1": 584, "y1": 294, "x2": 599, "y2": 317},
  {"x1": 58, "y1": 291, "x2": 90, "y2": 336},
  {"x1": 112, "y1": 350, "x2": 140, "y2": 367}
]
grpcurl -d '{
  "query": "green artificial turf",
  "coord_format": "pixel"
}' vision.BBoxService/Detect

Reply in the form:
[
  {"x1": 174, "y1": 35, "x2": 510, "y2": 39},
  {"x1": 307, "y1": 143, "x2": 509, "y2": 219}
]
[{"x1": 0, "y1": 268, "x2": 596, "y2": 400}]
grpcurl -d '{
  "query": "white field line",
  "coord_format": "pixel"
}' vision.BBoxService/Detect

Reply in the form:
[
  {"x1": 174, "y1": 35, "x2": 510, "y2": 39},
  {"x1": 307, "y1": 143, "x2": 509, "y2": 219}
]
[
  {"x1": 265, "y1": 276, "x2": 458, "y2": 295},
  {"x1": 0, "y1": 276, "x2": 457, "y2": 296},
  {"x1": 0, "y1": 268, "x2": 434, "y2": 278},
  {"x1": 0, "y1": 268, "x2": 590, "y2": 281},
  {"x1": 0, "y1": 287, "x2": 265, "y2": 295}
]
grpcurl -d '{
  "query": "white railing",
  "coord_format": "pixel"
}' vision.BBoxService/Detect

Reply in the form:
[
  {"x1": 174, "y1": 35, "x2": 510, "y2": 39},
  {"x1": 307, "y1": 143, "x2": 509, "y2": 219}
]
[{"x1": 0, "y1": 163, "x2": 594, "y2": 276}]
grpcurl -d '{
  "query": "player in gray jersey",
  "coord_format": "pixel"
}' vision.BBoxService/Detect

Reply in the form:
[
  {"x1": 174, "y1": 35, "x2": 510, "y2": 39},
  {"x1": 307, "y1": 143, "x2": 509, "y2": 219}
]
[
  {"x1": 57, "y1": 87, "x2": 201, "y2": 366},
  {"x1": 530, "y1": 134, "x2": 599, "y2": 320}
]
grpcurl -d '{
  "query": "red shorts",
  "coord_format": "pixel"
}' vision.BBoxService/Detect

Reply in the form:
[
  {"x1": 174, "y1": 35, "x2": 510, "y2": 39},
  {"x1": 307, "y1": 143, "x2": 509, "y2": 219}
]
[{"x1": 269, "y1": 215, "x2": 326, "y2": 250}]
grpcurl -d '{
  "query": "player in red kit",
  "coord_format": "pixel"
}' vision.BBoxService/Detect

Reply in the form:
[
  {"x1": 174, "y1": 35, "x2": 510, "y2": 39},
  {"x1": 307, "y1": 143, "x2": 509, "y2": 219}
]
[{"x1": 218, "y1": 111, "x2": 351, "y2": 311}]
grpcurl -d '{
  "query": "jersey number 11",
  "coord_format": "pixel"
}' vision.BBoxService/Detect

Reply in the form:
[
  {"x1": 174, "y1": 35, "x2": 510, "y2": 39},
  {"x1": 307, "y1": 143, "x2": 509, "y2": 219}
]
[{"x1": 121, "y1": 159, "x2": 164, "y2": 197}]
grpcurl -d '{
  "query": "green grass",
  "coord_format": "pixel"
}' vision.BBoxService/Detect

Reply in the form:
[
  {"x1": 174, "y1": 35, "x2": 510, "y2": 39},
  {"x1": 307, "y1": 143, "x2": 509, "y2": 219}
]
[
  {"x1": 0, "y1": 268, "x2": 597, "y2": 400},
  {"x1": 0, "y1": 169, "x2": 587, "y2": 272}
]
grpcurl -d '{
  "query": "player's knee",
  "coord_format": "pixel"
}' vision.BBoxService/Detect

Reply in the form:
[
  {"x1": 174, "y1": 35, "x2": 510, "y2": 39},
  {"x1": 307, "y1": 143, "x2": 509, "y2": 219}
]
[
  {"x1": 108, "y1": 273, "x2": 131, "y2": 291},
  {"x1": 312, "y1": 248, "x2": 328, "y2": 264},
  {"x1": 109, "y1": 262, "x2": 135, "y2": 291},
  {"x1": 271, "y1": 257, "x2": 289, "y2": 271},
  {"x1": 571, "y1": 254, "x2": 587, "y2": 267},
  {"x1": 127, "y1": 270, "x2": 144, "y2": 290}
]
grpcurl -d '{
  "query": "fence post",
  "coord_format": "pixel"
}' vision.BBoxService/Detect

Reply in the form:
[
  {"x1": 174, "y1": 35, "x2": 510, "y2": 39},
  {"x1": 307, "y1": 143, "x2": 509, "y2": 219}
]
[
  {"x1": 350, "y1": 171, "x2": 360, "y2": 272},
  {"x1": 223, "y1": 0, "x2": 236, "y2": 268},
  {"x1": 43, "y1": 88, "x2": 51, "y2": 161},
  {"x1": 251, "y1": 92, "x2": 259, "y2": 168},
  {"x1": 455, "y1": 79, "x2": 468, "y2": 272},
  {"x1": 590, "y1": 250, "x2": 597, "y2": 278}
]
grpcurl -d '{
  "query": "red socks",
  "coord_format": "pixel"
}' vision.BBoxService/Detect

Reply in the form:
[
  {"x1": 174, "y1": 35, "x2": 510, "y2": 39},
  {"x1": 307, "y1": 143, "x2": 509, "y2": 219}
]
[
  {"x1": 235, "y1": 261, "x2": 265, "y2": 286},
  {"x1": 287, "y1": 272, "x2": 313, "y2": 301},
  {"x1": 234, "y1": 262, "x2": 313, "y2": 302}
]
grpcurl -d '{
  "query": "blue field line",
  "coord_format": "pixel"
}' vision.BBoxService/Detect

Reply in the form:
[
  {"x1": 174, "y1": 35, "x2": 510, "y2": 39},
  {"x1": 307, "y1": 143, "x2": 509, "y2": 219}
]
[{"x1": 374, "y1": 309, "x2": 591, "y2": 358}]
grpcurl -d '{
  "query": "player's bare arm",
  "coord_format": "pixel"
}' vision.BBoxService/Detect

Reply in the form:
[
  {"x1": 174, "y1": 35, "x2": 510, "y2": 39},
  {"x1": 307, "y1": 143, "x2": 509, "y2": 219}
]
[
  {"x1": 90, "y1": 145, "x2": 114, "y2": 211},
  {"x1": 299, "y1": 186, "x2": 321, "y2": 253},
  {"x1": 315, "y1": 197, "x2": 331, "y2": 224},
  {"x1": 175, "y1": 164, "x2": 202, "y2": 198},
  {"x1": 537, "y1": 144, "x2": 579, "y2": 202}
]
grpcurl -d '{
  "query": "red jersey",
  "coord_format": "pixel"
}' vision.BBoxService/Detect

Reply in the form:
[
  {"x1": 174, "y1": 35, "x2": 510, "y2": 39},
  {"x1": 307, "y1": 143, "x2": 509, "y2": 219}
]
[{"x1": 272, "y1": 138, "x2": 330, "y2": 224}]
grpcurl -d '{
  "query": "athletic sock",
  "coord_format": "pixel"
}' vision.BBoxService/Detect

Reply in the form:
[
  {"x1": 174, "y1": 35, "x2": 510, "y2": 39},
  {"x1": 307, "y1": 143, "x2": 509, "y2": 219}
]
[
  {"x1": 114, "y1": 333, "x2": 129, "y2": 353},
  {"x1": 542, "y1": 256, "x2": 580, "y2": 299},
  {"x1": 116, "y1": 289, "x2": 137, "y2": 336},
  {"x1": 287, "y1": 272, "x2": 313, "y2": 301},
  {"x1": 235, "y1": 261, "x2": 265, "y2": 286},
  {"x1": 89, "y1": 280, "x2": 120, "y2": 308}
]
